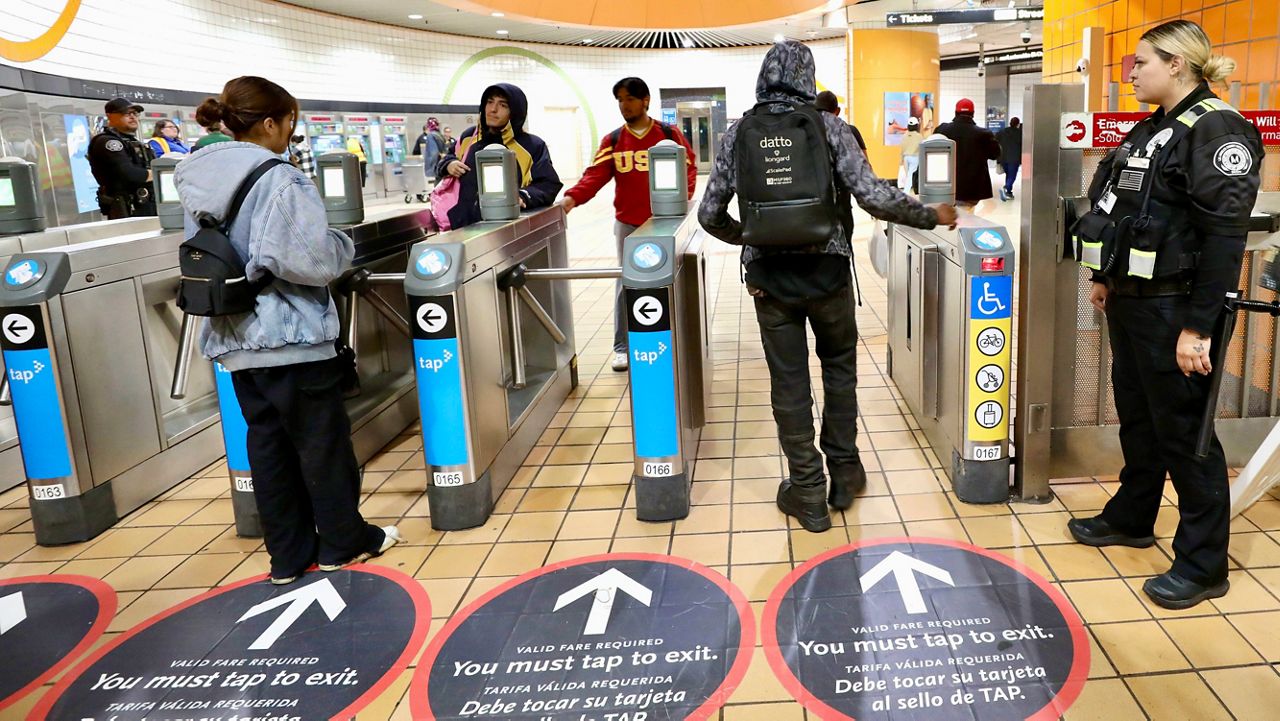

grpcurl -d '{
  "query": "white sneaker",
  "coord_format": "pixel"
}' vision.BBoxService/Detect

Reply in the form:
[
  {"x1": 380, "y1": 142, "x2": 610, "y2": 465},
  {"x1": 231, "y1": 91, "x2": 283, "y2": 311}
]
[
  {"x1": 318, "y1": 525, "x2": 403, "y2": 571},
  {"x1": 611, "y1": 351, "x2": 629, "y2": 372}
]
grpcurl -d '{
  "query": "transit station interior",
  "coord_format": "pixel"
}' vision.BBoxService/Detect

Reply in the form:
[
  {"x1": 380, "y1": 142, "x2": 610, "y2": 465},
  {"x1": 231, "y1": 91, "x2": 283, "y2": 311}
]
[{"x1": 3, "y1": 1, "x2": 1280, "y2": 719}]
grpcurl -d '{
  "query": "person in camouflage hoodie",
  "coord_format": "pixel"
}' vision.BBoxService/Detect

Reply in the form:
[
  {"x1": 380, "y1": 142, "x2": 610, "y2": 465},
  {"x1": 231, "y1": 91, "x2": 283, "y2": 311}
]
[{"x1": 699, "y1": 40, "x2": 956, "y2": 533}]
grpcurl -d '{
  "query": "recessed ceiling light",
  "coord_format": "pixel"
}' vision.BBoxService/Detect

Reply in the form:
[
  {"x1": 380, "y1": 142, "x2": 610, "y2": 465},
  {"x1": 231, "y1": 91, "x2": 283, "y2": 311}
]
[
  {"x1": 582, "y1": 38, "x2": 594, "y2": 43},
  {"x1": 496, "y1": 29, "x2": 509, "y2": 35},
  {"x1": 408, "y1": 14, "x2": 422, "y2": 19},
  {"x1": 492, "y1": 12, "x2": 504, "y2": 17}
]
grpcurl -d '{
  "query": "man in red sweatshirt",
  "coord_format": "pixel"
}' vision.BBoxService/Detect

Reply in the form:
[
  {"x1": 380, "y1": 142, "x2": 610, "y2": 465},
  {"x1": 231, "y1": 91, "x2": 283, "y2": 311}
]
[{"x1": 563, "y1": 77, "x2": 697, "y2": 371}]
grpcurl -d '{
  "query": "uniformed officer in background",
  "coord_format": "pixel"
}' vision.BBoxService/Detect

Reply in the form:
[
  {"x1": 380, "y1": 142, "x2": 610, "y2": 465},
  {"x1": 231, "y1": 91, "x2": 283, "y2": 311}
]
[
  {"x1": 1067, "y1": 19, "x2": 1263, "y2": 609},
  {"x1": 88, "y1": 97, "x2": 156, "y2": 219}
]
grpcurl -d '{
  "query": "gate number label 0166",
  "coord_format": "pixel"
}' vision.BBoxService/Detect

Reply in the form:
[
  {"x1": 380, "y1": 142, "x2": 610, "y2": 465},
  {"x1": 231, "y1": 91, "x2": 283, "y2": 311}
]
[
  {"x1": 434, "y1": 472, "x2": 464, "y2": 487},
  {"x1": 643, "y1": 462, "x2": 674, "y2": 477},
  {"x1": 972, "y1": 446, "x2": 1002, "y2": 461},
  {"x1": 32, "y1": 485, "x2": 66, "y2": 501}
]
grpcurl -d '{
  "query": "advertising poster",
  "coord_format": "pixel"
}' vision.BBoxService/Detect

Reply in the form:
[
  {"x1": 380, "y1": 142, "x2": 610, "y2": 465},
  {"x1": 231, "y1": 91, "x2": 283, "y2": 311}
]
[
  {"x1": 62, "y1": 114, "x2": 98, "y2": 214},
  {"x1": 884, "y1": 92, "x2": 935, "y2": 145}
]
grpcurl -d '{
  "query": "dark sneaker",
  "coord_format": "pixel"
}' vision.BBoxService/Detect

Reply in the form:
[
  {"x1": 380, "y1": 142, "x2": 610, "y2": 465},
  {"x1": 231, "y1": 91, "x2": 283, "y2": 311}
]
[
  {"x1": 1067, "y1": 516, "x2": 1155, "y2": 548},
  {"x1": 827, "y1": 460, "x2": 867, "y2": 510},
  {"x1": 1142, "y1": 571, "x2": 1229, "y2": 610},
  {"x1": 777, "y1": 481, "x2": 832, "y2": 533}
]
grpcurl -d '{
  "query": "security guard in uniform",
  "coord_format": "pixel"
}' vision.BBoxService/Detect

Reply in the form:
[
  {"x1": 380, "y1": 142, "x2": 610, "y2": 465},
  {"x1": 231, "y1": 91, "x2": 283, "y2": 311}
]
[
  {"x1": 88, "y1": 98, "x2": 156, "y2": 219},
  {"x1": 1067, "y1": 20, "x2": 1263, "y2": 609}
]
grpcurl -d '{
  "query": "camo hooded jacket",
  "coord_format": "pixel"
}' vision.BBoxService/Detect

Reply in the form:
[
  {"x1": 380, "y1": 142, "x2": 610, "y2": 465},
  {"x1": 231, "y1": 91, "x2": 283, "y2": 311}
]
[{"x1": 697, "y1": 40, "x2": 939, "y2": 267}]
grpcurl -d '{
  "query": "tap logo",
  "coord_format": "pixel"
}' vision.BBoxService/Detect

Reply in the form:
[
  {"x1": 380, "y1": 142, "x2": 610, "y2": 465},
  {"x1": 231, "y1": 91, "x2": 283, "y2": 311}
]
[
  {"x1": 8, "y1": 359, "x2": 45, "y2": 385},
  {"x1": 0, "y1": 1, "x2": 82, "y2": 62},
  {"x1": 633, "y1": 341, "x2": 668, "y2": 365},
  {"x1": 418, "y1": 348, "x2": 454, "y2": 372}
]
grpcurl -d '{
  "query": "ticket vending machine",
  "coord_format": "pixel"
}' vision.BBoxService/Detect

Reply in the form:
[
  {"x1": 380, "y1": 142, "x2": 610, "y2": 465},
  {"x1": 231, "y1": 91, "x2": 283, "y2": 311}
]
[
  {"x1": 306, "y1": 115, "x2": 346, "y2": 157},
  {"x1": 381, "y1": 115, "x2": 409, "y2": 195},
  {"x1": 888, "y1": 136, "x2": 1016, "y2": 503}
]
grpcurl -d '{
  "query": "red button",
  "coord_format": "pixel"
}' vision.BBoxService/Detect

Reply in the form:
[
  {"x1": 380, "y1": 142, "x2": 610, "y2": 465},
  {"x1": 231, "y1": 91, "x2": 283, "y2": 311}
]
[{"x1": 981, "y1": 257, "x2": 1004, "y2": 272}]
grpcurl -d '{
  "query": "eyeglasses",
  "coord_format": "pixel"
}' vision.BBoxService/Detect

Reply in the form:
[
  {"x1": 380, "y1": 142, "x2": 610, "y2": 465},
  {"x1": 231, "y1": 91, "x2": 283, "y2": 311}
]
[{"x1": 122, "y1": 111, "x2": 140, "y2": 118}]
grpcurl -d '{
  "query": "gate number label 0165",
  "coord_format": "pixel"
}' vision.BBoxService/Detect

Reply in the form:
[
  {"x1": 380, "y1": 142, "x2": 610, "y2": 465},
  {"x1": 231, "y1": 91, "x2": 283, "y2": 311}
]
[
  {"x1": 972, "y1": 446, "x2": 1002, "y2": 461},
  {"x1": 643, "y1": 462, "x2": 674, "y2": 477},
  {"x1": 32, "y1": 485, "x2": 67, "y2": 501},
  {"x1": 434, "y1": 471, "x2": 465, "y2": 487}
]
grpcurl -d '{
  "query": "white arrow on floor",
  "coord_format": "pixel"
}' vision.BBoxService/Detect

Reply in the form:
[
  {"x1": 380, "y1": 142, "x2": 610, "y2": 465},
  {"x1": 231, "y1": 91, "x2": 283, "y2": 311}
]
[
  {"x1": 859, "y1": 551, "x2": 955, "y2": 615},
  {"x1": 0, "y1": 591, "x2": 26, "y2": 635},
  {"x1": 237, "y1": 578, "x2": 347, "y2": 651},
  {"x1": 553, "y1": 568, "x2": 653, "y2": 636}
]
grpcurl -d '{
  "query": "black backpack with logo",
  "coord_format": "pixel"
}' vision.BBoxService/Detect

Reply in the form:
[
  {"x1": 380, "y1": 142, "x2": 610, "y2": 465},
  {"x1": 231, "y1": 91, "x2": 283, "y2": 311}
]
[
  {"x1": 734, "y1": 102, "x2": 838, "y2": 247},
  {"x1": 176, "y1": 158, "x2": 287, "y2": 316}
]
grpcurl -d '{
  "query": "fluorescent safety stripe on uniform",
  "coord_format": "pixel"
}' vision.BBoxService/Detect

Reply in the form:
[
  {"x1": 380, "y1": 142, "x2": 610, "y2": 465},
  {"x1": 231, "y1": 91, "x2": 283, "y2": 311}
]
[
  {"x1": 1079, "y1": 238, "x2": 1103, "y2": 270},
  {"x1": 1128, "y1": 249, "x2": 1157, "y2": 278}
]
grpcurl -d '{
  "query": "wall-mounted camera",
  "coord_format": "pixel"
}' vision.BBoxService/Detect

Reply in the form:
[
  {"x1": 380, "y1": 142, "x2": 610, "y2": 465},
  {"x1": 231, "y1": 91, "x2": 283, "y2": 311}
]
[
  {"x1": 977, "y1": 64, "x2": 986, "y2": 77},
  {"x1": 1076, "y1": 57, "x2": 1090, "y2": 74},
  {"x1": 1021, "y1": 30, "x2": 1032, "y2": 44}
]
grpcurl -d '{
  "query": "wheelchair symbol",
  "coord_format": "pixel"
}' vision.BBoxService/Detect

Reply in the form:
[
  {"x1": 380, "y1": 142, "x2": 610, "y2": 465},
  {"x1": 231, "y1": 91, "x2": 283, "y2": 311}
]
[{"x1": 976, "y1": 282, "x2": 1007, "y2": 316}]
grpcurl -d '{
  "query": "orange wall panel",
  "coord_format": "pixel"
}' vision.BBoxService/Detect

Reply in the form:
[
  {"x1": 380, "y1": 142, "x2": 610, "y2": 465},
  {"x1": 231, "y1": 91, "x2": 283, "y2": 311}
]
[{"x1": 848, "y1": 29, "x2": 939, "y2": 179}]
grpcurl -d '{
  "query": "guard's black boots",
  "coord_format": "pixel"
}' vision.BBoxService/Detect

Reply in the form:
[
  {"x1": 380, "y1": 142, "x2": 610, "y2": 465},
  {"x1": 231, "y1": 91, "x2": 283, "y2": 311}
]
[
  {"x1": 1142, "y1": 571, "x2": 1229, "y2": 610},
  {"x1": 827, "y1": 459, "x2": 867, "y2": 510},
  {"x1": 777, "y1": 481, "x2": 832, "y2": 533},
  {"x1": 1067, "y1": 515, "x2": 1156, "y2": 548}
]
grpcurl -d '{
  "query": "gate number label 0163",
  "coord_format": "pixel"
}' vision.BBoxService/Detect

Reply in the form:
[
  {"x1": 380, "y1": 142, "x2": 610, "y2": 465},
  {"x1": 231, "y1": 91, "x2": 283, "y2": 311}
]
[
  {"x1": 434, "y1": 471, "x2": 464, "y2": 487},
  {"x1": 643, "y1": 462, "x2": 674, "y2": 477},
  {"x1": 972, "y1": 446, "x2": 1002, "y2": 461},
  {"x1": 31, "y1": 484, "x2": 67, "y2": 500}
]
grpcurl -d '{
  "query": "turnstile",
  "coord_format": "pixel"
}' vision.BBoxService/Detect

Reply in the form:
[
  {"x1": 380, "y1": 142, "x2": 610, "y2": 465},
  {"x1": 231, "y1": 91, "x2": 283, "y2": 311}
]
[
  {"x1": 0, "y1": 226, "x2": 220, "y2": 544},
  {"x1": 202, "y1": 206, "x2": 434, "y2": 537},
  {"x1": 405, "y1": 206, "x2": 578, "y2": 530},
  {"x1": 621, "y1": 212, "x2": 711, "y2": 520},
  {"x1": 888, "y1": 218, "x2": 1016, "y2": 503}
]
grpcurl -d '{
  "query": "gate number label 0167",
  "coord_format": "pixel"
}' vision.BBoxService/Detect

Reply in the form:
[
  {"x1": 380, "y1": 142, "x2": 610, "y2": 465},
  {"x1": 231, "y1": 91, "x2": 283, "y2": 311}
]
[
  {"x1": 972, "y1": 446, "x2": 1002, "y2": 461},
  {"x1": 434, "y1": 471, "x2": 464, "y2": 487},
  {"x1": 643, "y1": 462, "x2": 674, "y2": 477}
]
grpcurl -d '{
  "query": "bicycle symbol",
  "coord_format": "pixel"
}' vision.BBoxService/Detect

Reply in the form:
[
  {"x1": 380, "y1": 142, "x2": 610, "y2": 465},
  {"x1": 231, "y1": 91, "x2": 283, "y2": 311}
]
[
  {"x1": 977, "y1": 328, "x2": 1005, "y2": 356},
  {"x1": 976, "y1": 281, "x2": 1007, "y2": 316}
]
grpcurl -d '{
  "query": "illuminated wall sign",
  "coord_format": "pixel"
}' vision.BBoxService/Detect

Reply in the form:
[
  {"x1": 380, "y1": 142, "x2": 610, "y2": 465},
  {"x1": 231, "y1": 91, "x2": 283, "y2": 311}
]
[{"x1": 887, "y1": 7, "x2": 1044, "y2": 26}]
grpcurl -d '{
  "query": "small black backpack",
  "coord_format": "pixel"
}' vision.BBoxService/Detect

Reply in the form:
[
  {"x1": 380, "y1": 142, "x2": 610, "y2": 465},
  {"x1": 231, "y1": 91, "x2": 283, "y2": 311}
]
[
  {"x1": 176, "y1": 158, "x2": 286, "y2": 316},
  {"x1": 734, "y1": 102, "x2": 838, "y2": 247}
]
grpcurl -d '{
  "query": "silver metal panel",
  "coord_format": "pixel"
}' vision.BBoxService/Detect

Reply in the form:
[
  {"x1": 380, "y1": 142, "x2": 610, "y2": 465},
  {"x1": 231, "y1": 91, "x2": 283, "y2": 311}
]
[
  {"x1": 461, "y1": 269, "x2": 508, "y2": 473},
  {"x1": 61, "y1": 279, "x2": 162, "y2": 487},
  {"x1": 109, "y1": 423, "x2": 223, "y2": 518},
  {"x1": 138, "y1": 269, "x2": 218, "y2": 444}
]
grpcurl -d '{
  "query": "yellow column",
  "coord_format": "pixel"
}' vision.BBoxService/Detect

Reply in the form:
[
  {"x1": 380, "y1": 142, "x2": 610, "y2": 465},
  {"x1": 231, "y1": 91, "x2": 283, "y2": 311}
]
[{"x1": 847, "y1": 29, "x2": 940, "y2": 180}]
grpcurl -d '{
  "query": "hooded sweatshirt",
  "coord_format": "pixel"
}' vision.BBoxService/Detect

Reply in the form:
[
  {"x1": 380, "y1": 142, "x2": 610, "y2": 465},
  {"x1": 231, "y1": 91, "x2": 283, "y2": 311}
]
[
  {"x1": 174, "y1": 141, "x2": 354, "y2": 371},
  {"x1": 698, "y1": 41, "x2": 939, "y2": 275},
  {"x1": 436, "y1": 83, "x2": 563, "y2": 229}
]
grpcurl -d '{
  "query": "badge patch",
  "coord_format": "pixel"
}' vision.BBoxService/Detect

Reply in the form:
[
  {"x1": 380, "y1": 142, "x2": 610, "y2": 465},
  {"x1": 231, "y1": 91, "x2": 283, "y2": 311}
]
[
  {"x1": 1117, "y1": 169, "x2": 1145, "y2": 192},
  {"x1": 104, "y1": 139, "x2": 124, "y2": 152},
  {"x1": 1214, "y1": 141, "x2": 1252, "y2": 176},
  {"x1": 1145, "y1": 128, "x2": 1173, "y2": 154}
]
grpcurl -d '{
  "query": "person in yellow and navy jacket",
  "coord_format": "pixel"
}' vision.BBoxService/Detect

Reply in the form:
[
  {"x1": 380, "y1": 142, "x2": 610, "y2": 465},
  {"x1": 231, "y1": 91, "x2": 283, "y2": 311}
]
[
  {"x1": 437, "y1": 83, "x2": 563, "y2": 229},
  {"x1": 1067, "y1": 20, "x2": 1263, "y2": 610}
]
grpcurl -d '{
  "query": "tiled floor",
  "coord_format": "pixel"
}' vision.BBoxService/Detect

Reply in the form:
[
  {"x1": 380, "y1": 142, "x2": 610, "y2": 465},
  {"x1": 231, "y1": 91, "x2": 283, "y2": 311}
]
[{"x1": 3, "y1": 180, "x2": 1280, "y2": 719}]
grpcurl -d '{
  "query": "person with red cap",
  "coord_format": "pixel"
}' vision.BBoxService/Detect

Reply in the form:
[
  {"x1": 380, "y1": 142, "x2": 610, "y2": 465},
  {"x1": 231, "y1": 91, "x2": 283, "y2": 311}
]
[{"x1": 935, "y1": 98, "x2": 1001, "y2": 207}]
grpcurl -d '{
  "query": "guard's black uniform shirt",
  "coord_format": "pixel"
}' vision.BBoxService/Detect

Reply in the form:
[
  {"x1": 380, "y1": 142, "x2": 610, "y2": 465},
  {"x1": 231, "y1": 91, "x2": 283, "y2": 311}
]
[
  {"x1": 88, "y1": 126, "x2": 154, "y2": 217},
  {"x1": 1089, "y1": 82, "x2": 1263, "y2": 334}
]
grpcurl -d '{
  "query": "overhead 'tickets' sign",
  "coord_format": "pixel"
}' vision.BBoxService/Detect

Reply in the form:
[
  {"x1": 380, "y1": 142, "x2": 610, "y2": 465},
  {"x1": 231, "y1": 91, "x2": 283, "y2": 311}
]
[{"x1": 888, "y1": 7, "x2": 1044, "y2": 26}]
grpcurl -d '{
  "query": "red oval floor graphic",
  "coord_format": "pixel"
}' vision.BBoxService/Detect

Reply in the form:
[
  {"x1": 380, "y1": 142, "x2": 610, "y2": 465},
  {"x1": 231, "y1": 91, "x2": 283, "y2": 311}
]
[
  {"x1": 764, "y1": 537, "x2": 1089, "y2": 720},
  {"x1": 0, "y1": 575, "x2": 115, "y2": 713},
  {"x1": 411, "y1": 553, "x2": 754, "y2": 720},
  {"x1": 31, "y1": 565, "x2": 430, "y2": 720}
]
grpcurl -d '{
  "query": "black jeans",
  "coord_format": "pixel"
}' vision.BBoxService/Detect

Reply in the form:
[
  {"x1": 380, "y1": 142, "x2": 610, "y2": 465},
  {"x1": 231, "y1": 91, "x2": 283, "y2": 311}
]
[
  {"x1": 1100, "y1": 294, "x2": 1229, "y2": 586},
  {"x1": 754, "y1": 285, "x2": 861, "y2": 487},
  {"x1": 231, "y1": 357, "x2": 384, "y2": 578}
]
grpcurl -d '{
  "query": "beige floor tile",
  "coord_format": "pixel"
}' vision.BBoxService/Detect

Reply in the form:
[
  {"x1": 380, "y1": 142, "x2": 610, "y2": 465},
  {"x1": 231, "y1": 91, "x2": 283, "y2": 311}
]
[
  {"x1": 121, "y1": 499, "x2": 211, "y2": 527},
  {"x1": 1125, "y1": 673, "x2": 1232, "y2": 721},
  {"x1": 843, "y1": 496, "x2": 901, "y2": 526},
  {"x1": 545, "y1": 539, "x2": 611, "y2": 564},
  {"x1": 556, "y1": 510, "x2": 621, "y2": 540},
  {"x1": 868, "y1": 431, "x2": 921, "y2": 451},
  {"x1": 723, "y1": 646, "x2": 792, "y2": 703},
  {"x1": 697, "y1": 440, "x2": 735, "y2": 459},
  {"x1": 436, "y1": 514, "x2": 509, "y2": 546},
  {"x1": 731, "y1": 530, "x2": 790, "y2": 565},
  {"x1": 1083, "y1": 629, "x2": 1116, "y2": 679},
  {"x1": 558, "y1": 426, "x2": 608, "y2": 445},
  {"x1": 1062, "y1": 579, "x2": 1152, "y2": 623},
  {"x1": 877, "y1": 448, "x2": 930, "y2": 471},
  {"x1": 1091, "y1": 620, "x2": 1190, "y2": 674},
  {"x1": 1161, "y1": 615, "x2": 1264, "y2": 667},
  {"x1": 735, "y1": 420, "x2": 777, "y2": 439},
  {"x1": 789, "y1": 526, "x2": 851, "y2": 562},
  {"x1": 884, "y1": 468, "x2": 944, "y2": 494},
  {"x1": 478, "y1": 541, "x2": 550, "y2": 576},
  {"x1": 202, "y1": 527, "x2": 264, "y2": 554},
  {"x1": 701, "y1": 422, "x2": 735, "y2": 441},
  {"x1": 905, "y1": 518, "x2": 969, "y2": 542},
  {"x1": 183, "y1": 498, "x2": 235, "y2": 525},
  {"x1": 732, "y1": 503, "x2": 788, "y2": 532},
  {"x1": 1053, "y1": 483, "x2": 1114, "y2": 513},
  {"x1": 671, "y1": 534, "x2": 730, "y2": 566},
  {"x1": 79, "y1": 527, "x2": 169, "y2": 559},
  {"x1": 961, "y1": 515, "x2": 1032, "y2": 548},
  {"x1": 591, "y1": 444, "x2": 632, "y2": 464},
  {"x1": 153, "y1": 553, "x2": 245, "y2": 590},
  {"x1": 109, "y1": 588, "x2": 204, "y2": 633},
  {"x1": 690, "y1": 480, "x2": 732, "y2": 506},
  {"x1": 517, "y1": 487, "x2": 578, "y2": 513},
  {"x1": 1242, "y1": 499, "x2": 1280, "y2": 531},
  {"x1": 1228, "y1": 531, "x2": 1280, "y2": 568},
  {"x1": 14, "y1": 537, "x2": 89, "y2": 563},
  {"x1": 55, "y1": 558, "x2": 126, "y2": 579},
  {"x1": 610, "y1": 536, "x2": 670, "y2": 554},
  {"x1": 1098, "y1": 544, "x2": 1173, "y2": 577},
  {"x1": 1040, "y1": 544, "x2": 1117, "y2": 581},
  {"x1": 1226, "y1": 610, "x2": 1280, "y2": 661},
  {"x1": 895, "y1": 492, "x2": 956, "y2": 522},
  {"x1": 734, "y1": 439, "x2": 778, "y2": 457},
  {"x1": 1208, "y1": 570, "x2": 1280, "y2": 613},
  {"x1": 733, "y1": 477, "x2": 781, "y2": 504},
  {"x1": 365, "y1": 451, "x2": 412, "y2": 472},
  {"x1": 221, "y1": 552, "x2": 271, "y2": 585},
  {"x1": 545, "y1": 445, "x2": 596, "y2": 465},
  {"x1": 729, "y1": 563, "x2": 791, "y2": 602},
  {"x1": 1062, "y1": 677, "x2": 1145, "y2": 720},
  {"x1": 570, "y1": 485, "x2": 628, "y2": 510},
  {"x1": 419, "y1": 544, "x2": 492, "y2": 579},
  {"x1": 614, "y1": 514, "x2": 674, "y2": 538},
  {"x1": 846, "y1": 522, "x2": 909, "y2": 542},
  {"x1": 532, "y1": 464, "x2": 588, "y2": 487},
  {"x1": 501, "y1": 512, "x2": 565, "y2": 542},
  {"x1": 1018, "y1": 511, "x2": 1078, "y2": 545},
  {"x1": 1201, "y1": 665, "x2": 1280, "y2": 720}
]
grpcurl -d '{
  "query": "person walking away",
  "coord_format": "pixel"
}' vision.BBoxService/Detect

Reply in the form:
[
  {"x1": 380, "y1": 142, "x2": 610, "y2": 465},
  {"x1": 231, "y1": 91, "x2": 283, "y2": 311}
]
[
  {"x1": 698, "y1": 41, "x2": 957, "y2": 532},
  {"x1": 814, "y1": 90, "x2": 867, "y2": 151},
  {"x1": 936, "y1": 98, "x2": 1000, "y2": 208},
  {"x1": 562, "y1": 77, "x2": 697, "y2": 372},
  {"x1": 900, "y1": 117, "x2": 923, "y2": 192},
  {"x1": 996, "y1": 118, "x2": 1023, "y2": 201},
  {"x1": 412, "y1": 118, "x2": 447, "y2": 184},
  {"x1": 438, "y1": 83, "x2": 562, "y2": 229},
  {"x1": 175, "y1": 76, "x2": 401, "y2": 585}
]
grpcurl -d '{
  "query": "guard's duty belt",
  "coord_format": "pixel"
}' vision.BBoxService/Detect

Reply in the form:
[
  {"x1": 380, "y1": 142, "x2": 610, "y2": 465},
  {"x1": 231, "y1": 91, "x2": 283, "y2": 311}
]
[{"x1": 1108, "y1": 275, "x2": 1194, "y2": 297}]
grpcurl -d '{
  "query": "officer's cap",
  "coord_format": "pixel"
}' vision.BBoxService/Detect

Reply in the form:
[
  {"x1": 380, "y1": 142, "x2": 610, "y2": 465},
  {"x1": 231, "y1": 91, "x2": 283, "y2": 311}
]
[{"x1": 105, "y1": 98, "x2": 144, "y2": 114}]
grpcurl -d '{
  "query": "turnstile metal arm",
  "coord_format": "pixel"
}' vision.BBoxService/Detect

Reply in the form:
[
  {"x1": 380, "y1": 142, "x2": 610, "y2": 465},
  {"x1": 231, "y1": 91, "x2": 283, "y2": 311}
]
[
  {"x1": 360, "y1": 289, "x2": 413, "y2": 339},
  {"x1": 517, "y1": 286, "x2": 568, "y2": 344},
  {"x1": 170, "y1": 313, "x2": 200, "y2": 400},
  {"x1": 497, "y1": 263, "x2": 569, "y2": 344},
  {"x1": 506, "y1": 287, "x2": 526, "y2": 389},
  {"x1": 1197, "y1": 293, "x2": 1280, "y2": 456},
  {"x1": 522, "y1": 267, "x2": 622, "y2": 280},
  {"x1": 0, "y1": 376, "x2": 9, "y2": 406}
]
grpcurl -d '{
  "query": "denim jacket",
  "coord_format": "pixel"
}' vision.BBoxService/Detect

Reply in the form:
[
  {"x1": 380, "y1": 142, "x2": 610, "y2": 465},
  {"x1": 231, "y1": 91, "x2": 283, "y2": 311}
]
[{"x1": 174, "y1": 141, "x2": 354, "y2": 371}]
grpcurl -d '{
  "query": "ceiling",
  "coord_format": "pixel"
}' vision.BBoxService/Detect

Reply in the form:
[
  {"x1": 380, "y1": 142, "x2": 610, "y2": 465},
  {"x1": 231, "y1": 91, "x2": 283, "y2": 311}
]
[{"x1": 276, "y1": 0, "x2": 1042, "y2": 54}]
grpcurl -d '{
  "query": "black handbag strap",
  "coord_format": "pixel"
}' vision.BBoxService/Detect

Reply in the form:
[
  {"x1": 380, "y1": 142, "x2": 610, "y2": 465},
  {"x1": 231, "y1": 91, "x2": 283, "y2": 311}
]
[{"x1": 217, "y1": 158, "x2": 289, "y2": 232}]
